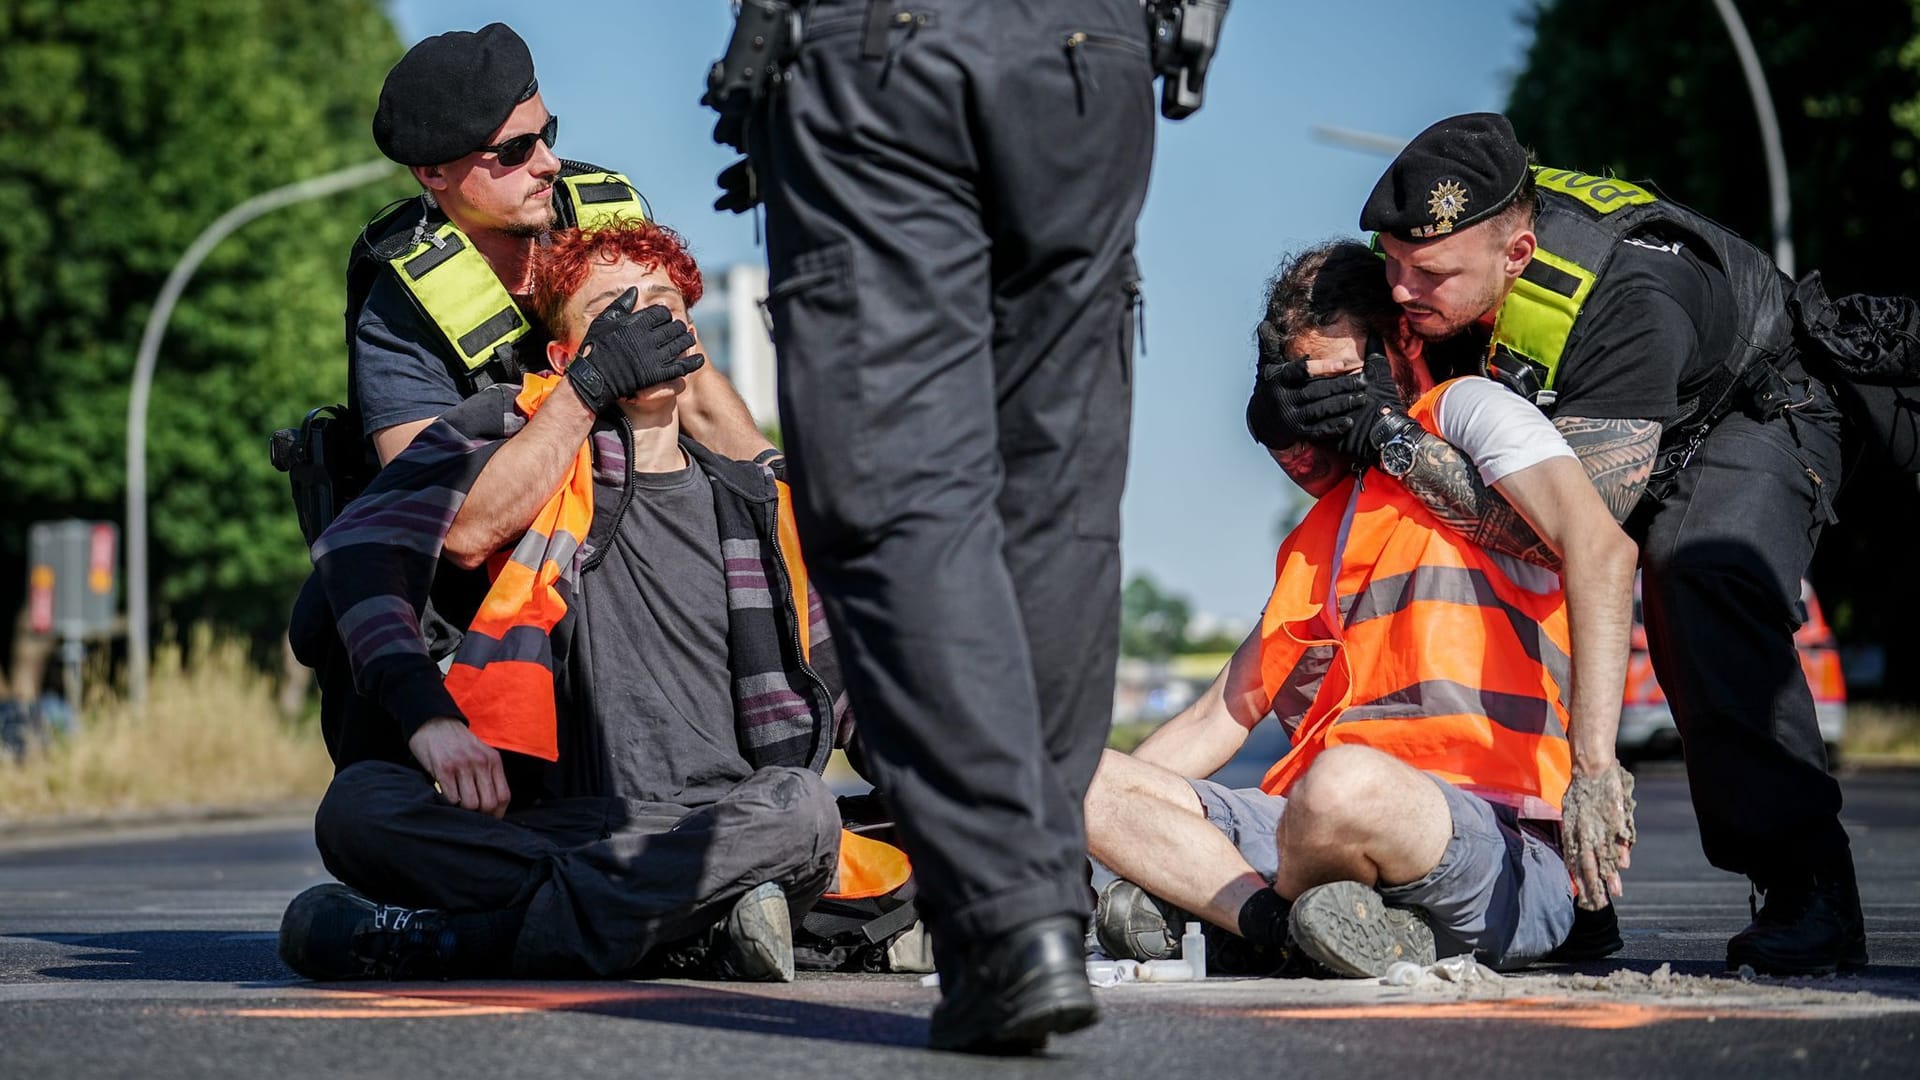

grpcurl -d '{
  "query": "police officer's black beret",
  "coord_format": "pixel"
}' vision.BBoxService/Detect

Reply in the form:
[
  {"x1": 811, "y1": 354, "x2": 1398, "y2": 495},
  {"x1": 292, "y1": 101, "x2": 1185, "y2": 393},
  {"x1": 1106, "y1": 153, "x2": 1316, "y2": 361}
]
[
  {"x1": 1360, "y1": 112, "x2": 1529, "y2": 242},
  {"x1": 373, "y1": 22, "x2": 538, "y2": 167}
]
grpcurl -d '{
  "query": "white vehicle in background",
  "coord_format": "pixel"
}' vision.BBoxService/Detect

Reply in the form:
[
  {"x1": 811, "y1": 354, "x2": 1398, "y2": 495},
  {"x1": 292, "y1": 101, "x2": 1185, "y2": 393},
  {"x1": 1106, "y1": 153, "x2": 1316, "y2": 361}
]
[{"x1": 1617, "y1": 576, "x2": 1846, "y2": 764}]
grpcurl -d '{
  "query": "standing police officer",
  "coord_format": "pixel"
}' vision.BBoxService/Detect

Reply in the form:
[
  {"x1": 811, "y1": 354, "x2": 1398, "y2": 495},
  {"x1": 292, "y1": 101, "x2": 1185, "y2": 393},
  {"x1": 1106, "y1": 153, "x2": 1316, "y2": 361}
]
[
  {"x1": 708, "y1": 0, "x2": 1224, "y2": 1053},
  {"x1": 1268, "y1": 113, "x2": 1865, "y2": 976}
]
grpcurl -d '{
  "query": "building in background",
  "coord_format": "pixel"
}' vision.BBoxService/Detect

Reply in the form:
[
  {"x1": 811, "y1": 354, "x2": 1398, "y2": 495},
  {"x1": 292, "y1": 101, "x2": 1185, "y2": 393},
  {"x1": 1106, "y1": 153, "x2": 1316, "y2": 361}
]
[{"x1": 691, "y1": 263, "x2": 778, "y2": 428}]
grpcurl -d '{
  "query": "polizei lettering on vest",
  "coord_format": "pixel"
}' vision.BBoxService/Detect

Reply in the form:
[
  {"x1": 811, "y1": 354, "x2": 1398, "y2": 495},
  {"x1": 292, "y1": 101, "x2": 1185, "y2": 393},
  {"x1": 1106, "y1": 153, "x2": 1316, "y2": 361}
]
[{"x1": 1534, "y1": 169, "x2": 1655, "y2": 214}]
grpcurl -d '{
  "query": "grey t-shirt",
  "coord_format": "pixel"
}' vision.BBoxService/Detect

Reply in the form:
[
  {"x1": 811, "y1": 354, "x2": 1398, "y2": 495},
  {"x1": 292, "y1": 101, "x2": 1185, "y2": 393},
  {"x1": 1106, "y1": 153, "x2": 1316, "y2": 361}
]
[{"x1": 577, "y1": 456, "x2": 750, "y2": 805}]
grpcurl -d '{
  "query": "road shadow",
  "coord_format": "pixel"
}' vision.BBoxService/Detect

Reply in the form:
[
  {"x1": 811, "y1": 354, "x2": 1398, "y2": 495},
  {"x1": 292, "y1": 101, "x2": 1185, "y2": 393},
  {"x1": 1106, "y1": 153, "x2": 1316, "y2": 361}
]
[
  {"x1": 19, "y1": 931, "x2": 929, "y2": 1048},
  {"x1": 245, "y1": 981, "x2": 930, "y2": 1048},
  {"x1": 21, "y1": 931, "x2": 289, "y2": 983}
]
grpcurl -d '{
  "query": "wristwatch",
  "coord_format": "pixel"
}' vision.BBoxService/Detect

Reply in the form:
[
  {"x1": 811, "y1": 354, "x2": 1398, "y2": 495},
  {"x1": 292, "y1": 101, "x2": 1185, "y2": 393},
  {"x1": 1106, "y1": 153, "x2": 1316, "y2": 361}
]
[{"x1": 1369, "y1": 412, "x2": 1422, "y2": 478}]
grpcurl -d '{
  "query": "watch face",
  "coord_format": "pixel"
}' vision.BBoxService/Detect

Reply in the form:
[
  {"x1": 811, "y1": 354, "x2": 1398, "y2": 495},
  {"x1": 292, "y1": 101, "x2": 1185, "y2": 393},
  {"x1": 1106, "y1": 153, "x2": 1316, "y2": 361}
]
[{"x1": 1379, "y1": 437, "x2": 1417, "y2": 478}]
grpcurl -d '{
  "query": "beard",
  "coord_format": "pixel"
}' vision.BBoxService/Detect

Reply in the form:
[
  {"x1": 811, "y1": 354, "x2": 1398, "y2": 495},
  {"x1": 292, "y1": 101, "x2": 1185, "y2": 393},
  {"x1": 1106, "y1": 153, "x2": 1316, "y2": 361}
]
[
  {"x1": 501, "y1": 201, "x2": 557, "y2": 239},
  {"x1": 1404, "y1": 275, "x2": 1504, "y2": 342}
]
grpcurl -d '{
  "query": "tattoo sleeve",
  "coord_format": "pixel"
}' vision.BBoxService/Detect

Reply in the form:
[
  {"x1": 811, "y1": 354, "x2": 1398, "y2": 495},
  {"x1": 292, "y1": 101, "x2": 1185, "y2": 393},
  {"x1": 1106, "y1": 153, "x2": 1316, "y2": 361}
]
[
  {"x1": 1398, "y1": 416, "x2": 1663, "y2": 570},
  {"x1": 1553, "y1": 416, "x2": 1664, "y2": 522}
]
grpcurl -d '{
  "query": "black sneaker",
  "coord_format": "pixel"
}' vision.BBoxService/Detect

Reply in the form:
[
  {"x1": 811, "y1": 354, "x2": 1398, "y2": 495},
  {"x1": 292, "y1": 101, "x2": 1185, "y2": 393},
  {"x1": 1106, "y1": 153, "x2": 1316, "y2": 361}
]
[
  {"x1": 1544, "y1": 901, "x2": 1625, "y2": 963},
  {"x1": 1288, "y1": 881, "x2": 1436, "y2": 978},
  {"x1": 929, "y1": 915, "x2": 1099, "y2": 1055},
  {"x1": 1092, "y1": 878, "x2": 1187, "y2": 961},
  {"x1": 712, "y1": 881, "x2": 795, "y2": 983},
  {"x1": 278, "y1": 883, "x2": 456, "y2": 980},
  {"x1": 1727, "y1": 865, "x2": 1869, "y2": 976}
]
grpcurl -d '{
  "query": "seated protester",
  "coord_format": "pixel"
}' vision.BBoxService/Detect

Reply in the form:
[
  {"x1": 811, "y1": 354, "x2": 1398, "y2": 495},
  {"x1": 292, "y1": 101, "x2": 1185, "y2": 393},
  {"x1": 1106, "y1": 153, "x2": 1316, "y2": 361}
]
[
  {"x1": 279, "y1": 220, "x2": 852, "y2": 983},
  {"x1": 1082, "y1": 241, "x2": 1640, "y2": 976}
]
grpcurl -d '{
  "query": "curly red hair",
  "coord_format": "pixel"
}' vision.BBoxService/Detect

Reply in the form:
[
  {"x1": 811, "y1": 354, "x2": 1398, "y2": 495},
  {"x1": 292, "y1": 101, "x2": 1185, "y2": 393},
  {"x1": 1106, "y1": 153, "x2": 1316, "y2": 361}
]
[{"x1": 531, "y1": 220, "x2": 704, "y2": 339}]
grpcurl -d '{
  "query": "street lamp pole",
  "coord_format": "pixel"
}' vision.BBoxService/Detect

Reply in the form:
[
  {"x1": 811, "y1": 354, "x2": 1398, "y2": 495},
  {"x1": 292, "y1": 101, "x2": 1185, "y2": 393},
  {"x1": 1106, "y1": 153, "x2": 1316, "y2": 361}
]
[
  {"x1": 125, "y1": 158, "x2": 398, "y2": 708},
  {"x1": 1710, "y1": 0, "x2": 1794, "y2": 277}
]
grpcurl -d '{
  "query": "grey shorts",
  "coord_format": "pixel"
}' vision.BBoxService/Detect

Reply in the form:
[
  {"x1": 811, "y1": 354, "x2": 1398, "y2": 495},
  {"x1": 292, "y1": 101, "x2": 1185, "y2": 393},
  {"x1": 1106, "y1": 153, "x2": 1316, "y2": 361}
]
[{"x1": 1188, "y1": 774, "x2": 1575, "y2": 970}]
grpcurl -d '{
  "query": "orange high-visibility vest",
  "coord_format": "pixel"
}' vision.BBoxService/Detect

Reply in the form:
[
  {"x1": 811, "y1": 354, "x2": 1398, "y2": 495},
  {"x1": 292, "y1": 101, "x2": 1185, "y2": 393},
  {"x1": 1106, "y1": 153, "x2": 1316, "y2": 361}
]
[{"x1": 1257, "y1": 381, "x2": 1574, "y2": 816}]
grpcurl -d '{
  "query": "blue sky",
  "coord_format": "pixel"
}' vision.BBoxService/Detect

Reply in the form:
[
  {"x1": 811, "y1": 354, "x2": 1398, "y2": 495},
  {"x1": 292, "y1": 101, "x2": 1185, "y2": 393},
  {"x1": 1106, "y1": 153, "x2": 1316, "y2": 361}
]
[{"x1": 389, "y1": 0, "x2": 1541, "y2": 619}]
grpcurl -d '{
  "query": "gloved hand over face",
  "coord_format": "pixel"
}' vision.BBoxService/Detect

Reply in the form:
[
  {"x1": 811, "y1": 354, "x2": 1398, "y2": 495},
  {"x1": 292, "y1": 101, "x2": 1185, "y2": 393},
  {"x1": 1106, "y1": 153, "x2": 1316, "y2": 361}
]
[
  {"x1": 564, "y1": 287, "x2": 706, "y2": 415},
  {"x1": 1247, "y1": 323, "x2": 1369, "y2": 450},
  {"x1": 1327, "y1": 335, "x2": 1410, "y2": 466},
  {"x1": 1560, "y1": 762, "x2": 1637, "y2": 911}
]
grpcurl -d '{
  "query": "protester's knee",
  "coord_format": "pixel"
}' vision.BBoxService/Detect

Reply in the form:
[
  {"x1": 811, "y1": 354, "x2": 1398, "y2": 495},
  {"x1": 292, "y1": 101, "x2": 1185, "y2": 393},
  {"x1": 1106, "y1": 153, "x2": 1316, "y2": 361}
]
[
  {"x1": 762, "y1": 765, "x2": 840, "y2": 848},
  {"x1": 1083, "y1": 749, "x2": 1131, "y2": 821},
  {"x1": 1288, "y1": 746, "x2": 1398, "y2": 832},
  {"x1": 314, "y1": 761, "x2": 419, "y2": 852}
]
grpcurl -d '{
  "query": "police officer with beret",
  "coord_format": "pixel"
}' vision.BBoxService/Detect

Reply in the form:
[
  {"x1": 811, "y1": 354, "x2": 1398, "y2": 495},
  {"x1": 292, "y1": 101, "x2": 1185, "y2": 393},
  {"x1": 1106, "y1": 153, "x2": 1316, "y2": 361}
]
[
  {"x1": 354, "y1": 22, "x2": 771, "y2": 568},
  {"x1": 704, "y1": 0, "x2": 1230, "y2": 1054},
  {"x1": 1262, "y1": 112, "x2": 1865, "y2": 975}
]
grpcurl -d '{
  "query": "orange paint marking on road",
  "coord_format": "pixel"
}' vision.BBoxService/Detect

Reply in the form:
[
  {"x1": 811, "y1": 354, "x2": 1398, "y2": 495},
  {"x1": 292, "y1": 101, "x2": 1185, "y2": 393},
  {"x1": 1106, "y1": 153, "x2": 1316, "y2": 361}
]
[
  {"x1": 1235, "y1": 997, "x2": 1805, "y2": 1031},
  {"x1": 200, "y1": 984, "x2": 704, "y2": 1021}
]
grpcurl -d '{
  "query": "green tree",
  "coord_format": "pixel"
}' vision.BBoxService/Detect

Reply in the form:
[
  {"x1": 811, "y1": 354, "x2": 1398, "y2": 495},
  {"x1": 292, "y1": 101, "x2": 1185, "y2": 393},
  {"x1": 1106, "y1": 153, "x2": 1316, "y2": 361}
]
[
  {"x1": 1121, "y1": 573, "x2": 1193, "y2": 660},
  {"x1": 0, "y1": 0, "x2": 411, "y2": 654},
  {"x1": 1507, "y1": 0, "x2": 1920, "y2": 701}
]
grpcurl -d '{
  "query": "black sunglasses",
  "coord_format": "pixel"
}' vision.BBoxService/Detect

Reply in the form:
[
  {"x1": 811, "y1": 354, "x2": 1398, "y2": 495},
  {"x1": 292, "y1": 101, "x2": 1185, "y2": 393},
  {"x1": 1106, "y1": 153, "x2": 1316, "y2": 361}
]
[{"x1": 476, "y1": 114, "x2": 558, "y2": 168}]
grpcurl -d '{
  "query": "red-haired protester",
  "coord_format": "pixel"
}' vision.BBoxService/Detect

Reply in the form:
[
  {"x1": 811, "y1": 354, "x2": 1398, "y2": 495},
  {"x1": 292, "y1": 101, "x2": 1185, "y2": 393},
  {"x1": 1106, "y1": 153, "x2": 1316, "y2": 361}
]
[{"x1": 278, "y1": 221, "x2": 889, "y2": 983}]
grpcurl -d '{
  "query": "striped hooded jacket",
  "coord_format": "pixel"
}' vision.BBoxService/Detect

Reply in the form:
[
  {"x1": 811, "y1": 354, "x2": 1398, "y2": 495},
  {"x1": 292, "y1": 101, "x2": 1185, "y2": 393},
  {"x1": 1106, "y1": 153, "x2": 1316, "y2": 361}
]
[{"x1": 305, "y1": 380, "x2": 851, "y2": 794}]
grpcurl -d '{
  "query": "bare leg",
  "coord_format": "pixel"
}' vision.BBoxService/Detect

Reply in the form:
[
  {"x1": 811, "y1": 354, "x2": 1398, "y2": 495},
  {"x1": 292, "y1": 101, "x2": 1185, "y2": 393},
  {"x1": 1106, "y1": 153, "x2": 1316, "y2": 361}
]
[
  {"x1": 1274, "y1": 745, "x2": 1452, "y2": 900},
  {"x1": 1083, "y1": 749, "x2": 1272, "y2": 932}
]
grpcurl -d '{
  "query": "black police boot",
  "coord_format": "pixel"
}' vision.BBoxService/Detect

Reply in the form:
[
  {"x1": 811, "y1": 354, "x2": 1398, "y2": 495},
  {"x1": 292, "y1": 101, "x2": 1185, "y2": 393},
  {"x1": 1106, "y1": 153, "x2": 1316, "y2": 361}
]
[
  {"x1": 1727, "y1": 860, "x2": 1869, "y2": 976},
  {"x1": 711, "y1": 881, "x2": 795, "y2": 983},
  {"x1": 278, "y1": 883, "x2": 457, "y2": 980},
  {"x1": 928, "y1": 915, "x2": 1099, "y2": 1055},
  {"x1": 1543, "y1": 901, "x2": 1625, "y2": 963}
]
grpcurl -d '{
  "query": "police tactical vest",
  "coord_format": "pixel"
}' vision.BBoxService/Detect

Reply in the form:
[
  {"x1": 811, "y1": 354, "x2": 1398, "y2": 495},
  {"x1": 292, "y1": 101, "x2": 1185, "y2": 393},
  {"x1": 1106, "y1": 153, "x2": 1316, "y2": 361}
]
[
  {"x1": 1490, "y1": 167, "x2": 1794, "y2": 420},
  {"x1": 344, "y1": 159, "x2": 649, "y2": 402}
]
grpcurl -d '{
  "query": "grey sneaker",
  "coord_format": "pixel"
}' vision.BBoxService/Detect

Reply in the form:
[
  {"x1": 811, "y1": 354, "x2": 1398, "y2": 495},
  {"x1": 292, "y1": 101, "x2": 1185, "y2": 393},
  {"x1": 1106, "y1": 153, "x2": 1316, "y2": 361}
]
[
  {"x1": 1092, "y1": 878, "x2": 1186, "y2": 961},
  {"x1": 1287, "y1": 881, "x2": 1435, "y2": 978},
  {"x1": 713, "y1": 881, "x2": 794, "y2": 982}
]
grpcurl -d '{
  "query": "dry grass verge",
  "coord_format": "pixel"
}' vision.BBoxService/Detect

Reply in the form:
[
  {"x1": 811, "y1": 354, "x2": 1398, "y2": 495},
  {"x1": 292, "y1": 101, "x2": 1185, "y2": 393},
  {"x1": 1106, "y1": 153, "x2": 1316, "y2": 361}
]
[
  {"x1": 0, "y1": 631, "x2": 331, "y2": 824},
  {"x1": 1841, "y1": 702, "x2": 1920, "y2": 762}
]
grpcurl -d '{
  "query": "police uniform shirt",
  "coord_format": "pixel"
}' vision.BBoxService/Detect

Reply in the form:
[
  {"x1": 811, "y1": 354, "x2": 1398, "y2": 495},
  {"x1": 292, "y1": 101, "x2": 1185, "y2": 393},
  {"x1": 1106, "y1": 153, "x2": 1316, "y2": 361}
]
[
  {"x1": 1528, "y1": 234, "x2": 1740, "y2": 428},
  {"x1": 352, "y1": 273, "x2": 553, "y2": 439}
]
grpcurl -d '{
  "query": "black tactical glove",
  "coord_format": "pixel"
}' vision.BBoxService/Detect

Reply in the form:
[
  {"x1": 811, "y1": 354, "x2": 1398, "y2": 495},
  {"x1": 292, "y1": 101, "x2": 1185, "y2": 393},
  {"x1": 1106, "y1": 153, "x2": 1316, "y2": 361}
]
[
  {"x1": 1246, "y1": 358, "x2": 1368, "y2": 450},
  {"x1": 714, "y1": 158, "x2": 759, "y2": 215},
  {"x1": 1327, "y1": 334, "x2": 1411, "y2": 465},
  {"x1": 564, "y1": 287, "x2": 705, "y2": 414}
]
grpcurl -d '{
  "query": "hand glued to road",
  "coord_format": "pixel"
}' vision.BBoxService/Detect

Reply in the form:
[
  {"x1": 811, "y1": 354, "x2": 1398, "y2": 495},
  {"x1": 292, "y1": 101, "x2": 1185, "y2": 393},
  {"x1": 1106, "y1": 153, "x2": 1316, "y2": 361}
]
[{"x1": 1561, "y1": 762, "x2": 1637, "y2": 911}]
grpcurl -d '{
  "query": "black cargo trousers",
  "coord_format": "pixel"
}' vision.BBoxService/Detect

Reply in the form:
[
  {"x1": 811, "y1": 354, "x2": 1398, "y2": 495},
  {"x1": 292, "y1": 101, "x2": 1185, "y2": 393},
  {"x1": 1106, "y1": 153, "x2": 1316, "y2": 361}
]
[
  {"x1": 314, "y1": 761, "x2": 841, "y2": 977},
  {"x1": 753, "y1": 0, "x2": 1155, "y2": 946},
  {"x1": 1631, "y1": 358, "x2": 1850, "y2": 882}
]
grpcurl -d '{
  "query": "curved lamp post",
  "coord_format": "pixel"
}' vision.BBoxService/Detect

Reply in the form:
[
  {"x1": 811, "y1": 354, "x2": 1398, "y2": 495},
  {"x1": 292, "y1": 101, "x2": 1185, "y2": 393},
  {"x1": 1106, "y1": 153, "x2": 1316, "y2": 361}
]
[
  {"x1": 125, "y1": 159, "x2": 398, "y2": 708},
  {"x1": 1710, "y1": 0, "x2": 1794, "y2": 277}
]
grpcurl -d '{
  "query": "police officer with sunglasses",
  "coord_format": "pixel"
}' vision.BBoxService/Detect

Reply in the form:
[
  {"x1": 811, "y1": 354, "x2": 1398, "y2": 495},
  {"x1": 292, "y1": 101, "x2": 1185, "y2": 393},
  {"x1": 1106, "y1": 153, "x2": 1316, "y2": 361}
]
[{"x1": 348, "y1": 23, "x2": 773, "y2": 572}]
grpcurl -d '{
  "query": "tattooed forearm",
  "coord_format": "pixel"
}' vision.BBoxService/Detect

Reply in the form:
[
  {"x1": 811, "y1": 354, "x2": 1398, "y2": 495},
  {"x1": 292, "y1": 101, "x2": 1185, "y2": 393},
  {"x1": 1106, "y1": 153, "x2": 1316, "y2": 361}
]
[
  {"x1": 1397, "y1": 415, "x2": 1663, "y2": 566},
  {"x1": 1552, "y1": 416, "x2": 1663, "y2": 523},
  {"x1": 1401, "y1": 433, "x2": 1562, "y2": 569}
]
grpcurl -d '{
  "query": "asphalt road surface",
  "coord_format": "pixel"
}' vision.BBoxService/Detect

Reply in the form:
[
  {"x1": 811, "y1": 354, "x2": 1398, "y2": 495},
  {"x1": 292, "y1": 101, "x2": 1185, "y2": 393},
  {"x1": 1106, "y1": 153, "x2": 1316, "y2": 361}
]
[{"x1": 2, "y1": 764, "x2": 1917, "y2": 1079}]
